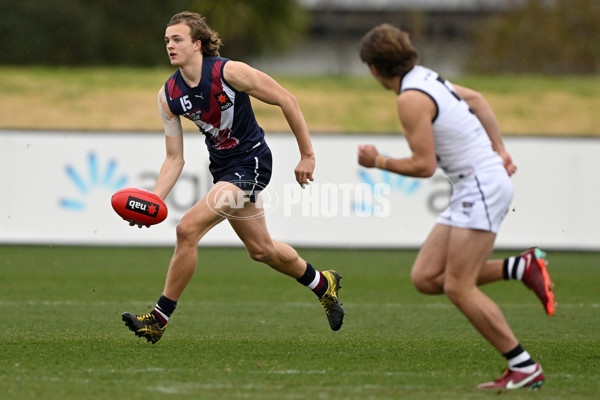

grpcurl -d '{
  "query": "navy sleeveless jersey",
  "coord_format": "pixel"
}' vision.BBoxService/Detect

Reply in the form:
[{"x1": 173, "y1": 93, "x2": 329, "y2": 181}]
[{"x1": 164, "y1": 57, "x2": 266, "y2": 165}]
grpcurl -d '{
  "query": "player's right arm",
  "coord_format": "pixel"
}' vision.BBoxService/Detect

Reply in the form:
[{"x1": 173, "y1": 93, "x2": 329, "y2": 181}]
[
  {"x1": 153, "y1": 87, "x2": 185, "y2": 200},
  {"x1": 359, "y1": 91, "x2": 437, "y2": 178}
]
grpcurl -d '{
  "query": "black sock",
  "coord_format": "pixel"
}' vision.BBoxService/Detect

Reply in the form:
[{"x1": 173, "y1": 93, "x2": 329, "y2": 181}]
[
  {"x1": 152, "y1": 295, "x2": 177, "y2": 327},
  {"x1": 296, "y1": 263, "x2": 328, "y2": 298}
]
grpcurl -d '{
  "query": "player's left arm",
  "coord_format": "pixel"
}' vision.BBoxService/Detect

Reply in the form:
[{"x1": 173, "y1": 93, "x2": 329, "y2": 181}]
[
  {"x1": 453, "y1": 84, "x2": 517, "y2": 176},
  {"x1": 224, "y1": 61, "x2": 314, "y2": 188}
]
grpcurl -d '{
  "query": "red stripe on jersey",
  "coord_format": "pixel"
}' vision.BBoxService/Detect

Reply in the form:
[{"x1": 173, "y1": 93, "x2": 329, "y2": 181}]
[
  {"x1": 205, "y1": 60, "x2": 225, "y2": 128},
  {"x1": 167, "y1": 77, "x2": 183, "y2": 100}
]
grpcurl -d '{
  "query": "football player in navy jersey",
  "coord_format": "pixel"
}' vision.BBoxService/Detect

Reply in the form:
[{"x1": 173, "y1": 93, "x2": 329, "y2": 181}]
[
  {"x1": 122, "y1": 11, "x2": 344, "y2": 343},
  {"x1": 357, "y1": 24, "x2": 555, "y2": 390}
]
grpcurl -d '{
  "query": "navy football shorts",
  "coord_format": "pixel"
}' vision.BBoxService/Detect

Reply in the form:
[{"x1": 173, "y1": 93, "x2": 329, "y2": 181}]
[{"x1": 210, "y1": 146, "x2": 273, "y2": 203}]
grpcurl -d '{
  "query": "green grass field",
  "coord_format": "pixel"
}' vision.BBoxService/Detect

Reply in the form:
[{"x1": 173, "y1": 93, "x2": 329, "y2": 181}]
[{"x1": 1, "y1": 246, "x2": 599, "y2": 399}]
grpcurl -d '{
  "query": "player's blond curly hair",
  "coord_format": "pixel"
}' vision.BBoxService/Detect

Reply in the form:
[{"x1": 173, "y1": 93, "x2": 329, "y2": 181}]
[{"x1": 168, "y1": 11, "x2": 222, "y2": 57}]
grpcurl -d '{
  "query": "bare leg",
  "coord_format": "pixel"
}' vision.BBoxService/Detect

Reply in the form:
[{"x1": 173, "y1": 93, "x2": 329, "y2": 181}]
[
  {"x1": 410, "y1": 224, "x2": 506, "y2": 293},
  {"x1": 162, "y1": 182, "x2": 231, "y2": 300},
  {"x1": 410, "y1": 224, "x2": 450, "y2": 294},
  {"x1": 228, "y1": 191, "x2": 345, "y2": 331},
  {"x1": 478, "y1": 259, "x2": 504, "y2": 285},
  {"x1": 443, "y1": 227, "x2": 518, "y2": 353},
  {"x1": 228, "y1": 195, "x2": 307, "y2": 278}
]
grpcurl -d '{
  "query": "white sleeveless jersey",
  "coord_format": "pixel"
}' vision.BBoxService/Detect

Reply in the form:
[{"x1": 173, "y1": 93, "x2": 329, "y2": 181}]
[{"x1": 400, "y1": 65, "x2": 503, "y2": 179}]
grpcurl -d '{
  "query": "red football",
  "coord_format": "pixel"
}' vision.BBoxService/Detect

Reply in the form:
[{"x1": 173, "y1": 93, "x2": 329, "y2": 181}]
[{"x1": 111, "y1": 188, "x2": 168, "y2": 226}]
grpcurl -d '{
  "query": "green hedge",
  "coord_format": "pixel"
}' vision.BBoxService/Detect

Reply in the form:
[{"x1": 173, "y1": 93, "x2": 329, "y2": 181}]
[
  {"x1": 0, "y1": 0, "x2": 306, "y2": 66},
  {"x1": 468, "y1": 0, "x2": 600, "y2": 74}
]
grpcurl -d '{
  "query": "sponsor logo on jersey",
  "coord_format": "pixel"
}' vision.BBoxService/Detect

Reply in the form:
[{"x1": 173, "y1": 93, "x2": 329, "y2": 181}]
[
  {"x1": 214, "y1": 91, "x2": 233, "y2": 111},
  {"x1": 184, "y1": 109, "x2": 202, "y2": 121}
]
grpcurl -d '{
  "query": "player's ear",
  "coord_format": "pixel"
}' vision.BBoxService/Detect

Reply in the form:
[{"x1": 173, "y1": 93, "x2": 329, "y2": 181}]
[
  {"x1": 369, "y1": 64, "x2": 380, "y2": 78},
  {"x1": 194, "y1": 40, "x2": 202, "y2": 52}
]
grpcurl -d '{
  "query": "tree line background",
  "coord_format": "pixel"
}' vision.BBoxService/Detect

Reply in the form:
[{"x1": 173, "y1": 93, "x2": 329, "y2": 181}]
[
  {"x1": 468, "y1": 0, "x2": 600, "y2": 74},
  {"x1": 0, "y1": 0, "x2": 307, "y2": 66},
  {"x1": 0, "y1": 0, "x2": 598, "y2": 74}
]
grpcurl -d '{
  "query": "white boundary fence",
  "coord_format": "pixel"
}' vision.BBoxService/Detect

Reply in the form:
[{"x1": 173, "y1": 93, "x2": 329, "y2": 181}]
[{"x1": 1, "y1": 130, "x2": 598, "y2": 250}]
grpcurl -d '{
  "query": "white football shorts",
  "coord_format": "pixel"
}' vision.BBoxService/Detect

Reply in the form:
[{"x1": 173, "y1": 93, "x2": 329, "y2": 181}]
[{"x1": 437, "y1": 166, "x2": 513, "y2": 234}]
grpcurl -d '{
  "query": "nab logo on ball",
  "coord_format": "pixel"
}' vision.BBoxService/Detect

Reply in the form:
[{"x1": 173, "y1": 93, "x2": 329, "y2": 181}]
[
  {"x1": 125, "y1": 196, "x2": 160, "y2": 218},
  {"x1": 111, "y1": 188, "x2": 168, "y2": 226}
]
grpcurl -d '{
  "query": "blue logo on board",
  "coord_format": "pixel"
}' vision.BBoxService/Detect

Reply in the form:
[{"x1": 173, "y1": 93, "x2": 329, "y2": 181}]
[{"x1": 59, "y1": 152, "x2": 128, "y2": 211}]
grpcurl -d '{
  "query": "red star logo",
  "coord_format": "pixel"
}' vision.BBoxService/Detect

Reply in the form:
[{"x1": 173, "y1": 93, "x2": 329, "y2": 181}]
[
  {"x1": 217, "y1": 94, "x2": 227, "y2": 104},
  {"x1": 147, "y1": 204, "x2": 157, "y2": 215}
]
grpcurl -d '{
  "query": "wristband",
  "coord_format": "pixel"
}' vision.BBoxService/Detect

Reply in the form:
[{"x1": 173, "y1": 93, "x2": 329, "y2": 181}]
[{"x1": 375, "y1": 155, "x2": 388, "y2": 170}]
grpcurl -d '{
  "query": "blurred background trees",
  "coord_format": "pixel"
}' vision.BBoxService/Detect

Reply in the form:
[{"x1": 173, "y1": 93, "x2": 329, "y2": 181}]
[
  {"x1": 186, "y1": 0, "x2": 308, "y2": 60},
  {"x1": 0, "y1": 0, "x2": 307, "y2": 66},
  {"x1": 468, "y1": 0, "x2": 600, "y2": 74},
  {"x1": 0, "y1": 0, "x2": 598, "y2": 74}
]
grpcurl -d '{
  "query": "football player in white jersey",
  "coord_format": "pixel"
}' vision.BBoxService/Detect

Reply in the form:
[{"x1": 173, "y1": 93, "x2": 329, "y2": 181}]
[{"x1": 357, "y1": 23, "x2": 554, "y2": 390}]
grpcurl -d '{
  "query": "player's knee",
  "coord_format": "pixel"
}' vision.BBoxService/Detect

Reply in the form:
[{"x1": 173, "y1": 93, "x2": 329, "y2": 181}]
[
  {"x1": 443, "y1": 281, "x2": 465, "y2": 305},
  {"x1": 246, "y1": 243, "x2": 274, "y2": 263},
  {"x1": 175, "y1": 219, "x2": 199, "y2": 244},
  {"x1": 247, "y1": 249, "x2": 266, "y2": 262},
  {"x1": 411, "y1": 269, "x2": 438, "y2": 294},
  {"x1": 410, "y1": 272, "x2": 427, "y2": 293}
]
